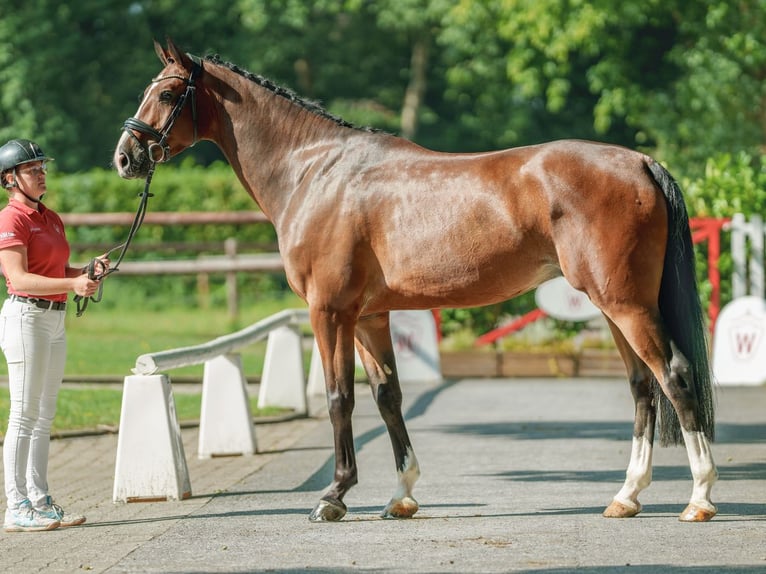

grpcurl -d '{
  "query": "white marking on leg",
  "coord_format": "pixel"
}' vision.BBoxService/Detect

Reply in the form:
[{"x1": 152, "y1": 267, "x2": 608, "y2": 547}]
[
  {"x1": 612, "y1": 435, "x2": 653, "y2": 511},
  {"x1": 393, "y1": 447, "x2": 420, "y2": 500},
  {"x1": 682, "y1": 428, "x2": 717, "y2": 512},
  {"x1": 382, "y1": 446, "x2": 420, "y2": 518}
]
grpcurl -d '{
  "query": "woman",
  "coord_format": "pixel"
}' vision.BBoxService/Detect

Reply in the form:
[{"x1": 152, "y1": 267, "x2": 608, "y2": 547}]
[{"x1": 0, "y1": 138, "x2": 108, "y2": 532}]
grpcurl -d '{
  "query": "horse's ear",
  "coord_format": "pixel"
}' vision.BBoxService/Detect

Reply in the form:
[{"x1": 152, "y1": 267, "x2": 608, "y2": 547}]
[
  {"x1": 154, "y1": 39, "x2": 169, "y2": 65},
  {"x1": 165, "y1": 38, "x2": 186, "y2": 66}
]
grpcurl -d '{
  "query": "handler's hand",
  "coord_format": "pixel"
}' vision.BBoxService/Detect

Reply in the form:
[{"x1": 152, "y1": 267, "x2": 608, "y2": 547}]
[
  {"x1": 73, "y1": 273, "x2": 101, "y2": 298},
  {"x1": 92, "y1": 253, "x2": 111, "y2": 278}
]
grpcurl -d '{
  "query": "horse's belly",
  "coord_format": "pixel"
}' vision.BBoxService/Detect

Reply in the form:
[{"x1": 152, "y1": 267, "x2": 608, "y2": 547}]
[{"x1": 369, "y1": 250, "x2": 560, "y2": 311}]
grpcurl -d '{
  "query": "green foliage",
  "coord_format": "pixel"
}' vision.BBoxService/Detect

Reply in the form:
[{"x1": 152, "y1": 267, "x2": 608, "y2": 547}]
[
  {"x1": 439, "y1": 292, "x2": 537, "y2": 339},
  {"x1": 441, "y1": 0, "x2": 766, "y2": 173},
  {"x1": 42, "y1": 161, "x2": 284, "y2": 310},
  {"x1": 0, "y1": 1, "x2": 250, "y2": 170},
  {"x1": 46, "y1": 161, "x2": 275, "y2": 251},
  {"x1": 684, "y1": 152, "x2": 766, "y2": 219},
  {"x1": 0, "y1": 294, "x2": 307, "y2": 378},
  {"x1": 3, "y1": 0, "x2": 764, "y2": 178},
  {"x1": 683, "y1": 152, "x2": 766, "y2": 310}
]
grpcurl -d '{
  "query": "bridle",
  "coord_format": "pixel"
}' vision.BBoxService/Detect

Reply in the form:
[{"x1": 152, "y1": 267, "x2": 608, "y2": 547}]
[
  {"x1": 74, "y1": 54, "x2": 203, "y2": 317},
  {"x1": 123, "y1": 54, "x2": 203, "y2": 164}
]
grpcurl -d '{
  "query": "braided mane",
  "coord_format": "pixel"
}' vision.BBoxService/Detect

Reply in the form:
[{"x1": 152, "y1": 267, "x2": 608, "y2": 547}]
[{"x1": 205, "y1": 54, "x2": 376, "y2": 132}]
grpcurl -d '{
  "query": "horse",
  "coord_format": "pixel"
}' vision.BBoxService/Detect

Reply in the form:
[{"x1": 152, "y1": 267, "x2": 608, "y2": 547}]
[{"x1": 113, "y1": 39, "x2": 717, "y2": 523}]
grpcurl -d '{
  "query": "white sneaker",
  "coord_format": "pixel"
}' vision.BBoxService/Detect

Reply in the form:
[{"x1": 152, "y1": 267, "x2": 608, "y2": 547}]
[
  {"x1": 36, "y1": 496, "x2": 86, "y2": 527},
  {"x1": 4, "y1": 500, "x2": 60, "y2": 532}
]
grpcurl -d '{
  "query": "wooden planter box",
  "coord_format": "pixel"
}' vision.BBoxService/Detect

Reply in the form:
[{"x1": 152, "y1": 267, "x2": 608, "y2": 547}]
[
  {"x1": 439, "y1": 348, "x2": 624, "y2": 378},
  {"x1": 440, "y1": 351, "x2": 500, "y2": 377},
  {"x1": 500, "y1": 351, "x2": 577, "y2": 377},
  {"x1": 578, "y1": 348, "x2": 626, "y2": 378}
]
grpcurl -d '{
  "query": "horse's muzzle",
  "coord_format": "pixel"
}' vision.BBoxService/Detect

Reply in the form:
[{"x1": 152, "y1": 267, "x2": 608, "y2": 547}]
[{"x1": 113, "y1": 139, "x2": 149, "y2": 179}]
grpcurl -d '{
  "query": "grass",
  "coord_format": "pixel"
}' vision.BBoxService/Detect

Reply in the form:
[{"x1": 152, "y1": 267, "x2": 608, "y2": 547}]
[
  {"x1": 0, "y1": 293, "x2": 308, "y2": 435},
  {"x1": 59, "y1": 292, "x2": 309, "y2": 377}
]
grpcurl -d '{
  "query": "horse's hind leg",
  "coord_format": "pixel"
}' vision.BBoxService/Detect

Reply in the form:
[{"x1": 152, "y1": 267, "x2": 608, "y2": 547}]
[
  {"x1": 602, "y1": 307, "x2": 717, "y2": 522},
  {"x1": 355, "y1": 312, "x2": 420, "y2": 518},
  {"x1": 603, "y1": 317, "x2": 656, "y2": 518}
]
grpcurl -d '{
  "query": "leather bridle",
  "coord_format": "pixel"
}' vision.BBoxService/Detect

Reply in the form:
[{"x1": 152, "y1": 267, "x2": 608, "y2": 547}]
[{"x1": 122, "y1": 54, "x2": 203, "y2": 163}]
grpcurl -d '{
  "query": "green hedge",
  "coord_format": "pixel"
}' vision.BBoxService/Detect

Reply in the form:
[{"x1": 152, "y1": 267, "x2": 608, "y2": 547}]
[
  {"x1": 45, "y1": 159, "x2": 284, "y2": 310},
  {"x1": 47, "y1": 158, "x2": 274, "y2": 248}
]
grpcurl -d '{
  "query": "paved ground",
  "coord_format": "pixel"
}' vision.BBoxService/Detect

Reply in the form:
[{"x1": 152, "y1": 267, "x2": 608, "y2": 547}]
[{"x1": 0, "y1": 377, "x2": 764, "y2": 574}]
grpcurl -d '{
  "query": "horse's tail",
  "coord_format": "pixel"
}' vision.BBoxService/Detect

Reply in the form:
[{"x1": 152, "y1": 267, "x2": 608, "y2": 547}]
[{"x1": 646, "y1": 160, "x2": 715, "y2": 447}]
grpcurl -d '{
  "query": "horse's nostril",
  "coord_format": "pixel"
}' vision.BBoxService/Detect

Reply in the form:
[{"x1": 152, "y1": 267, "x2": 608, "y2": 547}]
[{"x1": 117, "y1": 152, "x2": 129, "y2": 170}]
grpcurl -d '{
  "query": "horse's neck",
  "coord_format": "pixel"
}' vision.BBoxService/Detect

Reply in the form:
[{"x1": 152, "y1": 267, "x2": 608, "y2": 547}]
[{"x1": 211, "y1": 74, "x2": 349, "y2": 223}]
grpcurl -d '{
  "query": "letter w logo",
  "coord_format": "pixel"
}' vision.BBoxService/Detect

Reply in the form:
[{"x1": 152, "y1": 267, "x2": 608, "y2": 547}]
[
  {"x1": 567, "y1": 294, "x2": 583, "y2": 310},
  {"x1": 731, "y1": 326, "x2": 761, "y2": 359}
]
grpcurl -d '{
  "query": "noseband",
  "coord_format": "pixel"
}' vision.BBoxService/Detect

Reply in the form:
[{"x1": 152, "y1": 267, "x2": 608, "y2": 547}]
[{"x1": 122, "y1": 54, "x2": 203, "y2": 163}]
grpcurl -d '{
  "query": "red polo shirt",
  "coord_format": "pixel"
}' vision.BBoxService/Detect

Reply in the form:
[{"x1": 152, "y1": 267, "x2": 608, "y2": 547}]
[{"x1": 0, "y1": 199, "x2": 70, "y2": 302}]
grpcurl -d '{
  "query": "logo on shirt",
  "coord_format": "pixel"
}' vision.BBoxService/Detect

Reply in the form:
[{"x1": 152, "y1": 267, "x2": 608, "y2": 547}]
[{"x1": 0, "y1": 231, "x2": 15, "y2": 240}]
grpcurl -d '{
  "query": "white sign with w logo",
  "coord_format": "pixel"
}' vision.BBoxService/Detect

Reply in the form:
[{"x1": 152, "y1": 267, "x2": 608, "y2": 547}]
[{"x1": 713, "y1": 296, "x2": 766, "y2": 385}]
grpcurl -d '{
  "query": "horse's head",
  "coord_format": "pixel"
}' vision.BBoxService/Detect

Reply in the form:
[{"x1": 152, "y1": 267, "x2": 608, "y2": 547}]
[{"x1": 113, "y1": 39, "x2": 203, "y2": 179}]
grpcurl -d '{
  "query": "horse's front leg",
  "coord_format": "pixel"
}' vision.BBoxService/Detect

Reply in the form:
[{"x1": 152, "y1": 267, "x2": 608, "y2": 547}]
[
  {"x1": 308, "y1": 306, "x2": 359, "y2": 522},
  {"x1": 356, "y1": 313, "x2": 420, "y2": 519}
]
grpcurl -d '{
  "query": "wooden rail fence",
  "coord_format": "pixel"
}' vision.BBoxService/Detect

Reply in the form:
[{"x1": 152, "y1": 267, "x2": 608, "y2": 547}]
[{"x1": 62, "y1": 211, "x2": 281, "y2": 318}]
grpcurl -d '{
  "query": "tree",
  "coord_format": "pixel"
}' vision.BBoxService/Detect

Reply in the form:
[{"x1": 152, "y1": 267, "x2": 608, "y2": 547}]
[
  {"x1": 2, "y1": 0, "x2": 763, "y2": 177},
  {"x1": 439, "y1": 0, "x2": 766, "y2": 175},
  {"x1": 0, "y1": 0, "x2": 251, "y2": 171},
  {"x1": 647, "y1": 1, "x2": 766, "y2": 171},
  {"x1": 0, "y1": 1, "x2": 152, "y2": 170}
]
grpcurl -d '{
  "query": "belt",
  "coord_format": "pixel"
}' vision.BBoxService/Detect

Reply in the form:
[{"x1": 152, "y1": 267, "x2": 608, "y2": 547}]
[{"x1": 10, "y1": 295, "x2": 67, "y2": 311}]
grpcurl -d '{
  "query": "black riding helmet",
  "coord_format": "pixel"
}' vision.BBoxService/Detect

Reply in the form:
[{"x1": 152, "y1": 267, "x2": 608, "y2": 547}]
[{"x1": 0, "y1": 139, "x2": 54, "y2": 189}]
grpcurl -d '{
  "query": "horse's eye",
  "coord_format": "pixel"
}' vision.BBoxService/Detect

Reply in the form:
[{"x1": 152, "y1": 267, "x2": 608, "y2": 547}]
[{"x1": 159, "y1": 90, "x2": 174, "y2": 103}]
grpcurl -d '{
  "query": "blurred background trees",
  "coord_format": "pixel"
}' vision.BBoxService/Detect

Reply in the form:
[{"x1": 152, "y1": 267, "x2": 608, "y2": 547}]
[{"x1": 3, "y1": 0, "x2": 764, "y2": 175}]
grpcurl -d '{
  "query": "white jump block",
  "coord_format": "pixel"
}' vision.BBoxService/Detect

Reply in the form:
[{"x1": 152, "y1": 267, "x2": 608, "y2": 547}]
[
  {"x1": 198, "y1": 354, "x2": 257, "y2": 459},
  {"x1": 113, "y1": 375, "x2": 191, "y2": 503},
  {"x1": 258, "y1": 325, "x2": 307, "y2": 412},
  {"x1": 307, "y1": 340, "x2": 325, "y2": 397},
  {"x1": 307, "y1": 341, "x2": 364, "y2": 397},
  {"x1": 535, "y1": 276, "x2": 601, "y2": 321},
  {"x1": 713, "y1": 296, "x2": 766, "y2": 385},
  {"x1": 307, "y1": 310, "x2": 442, "y2": 395},
  {"x1": 390, "y1": 310, "x2": 442, "y2": 383}
]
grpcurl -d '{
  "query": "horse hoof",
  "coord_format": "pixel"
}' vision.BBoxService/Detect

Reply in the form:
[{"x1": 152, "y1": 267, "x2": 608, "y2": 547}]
[
  {"x1": 679, "y1": 503, "x2": 717, "y2": 522},
  {"x1": 603, "y1": 499, "x2": 641, "y2": 518},
  {"x1": 309, "y1": 497, "x2": 347, "y2": 522},
  {"x1": 381, "y1": 496, "x2": 419, "y2": 519}
]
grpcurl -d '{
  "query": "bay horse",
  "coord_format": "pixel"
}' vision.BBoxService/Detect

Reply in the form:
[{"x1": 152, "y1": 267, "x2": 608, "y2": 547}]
[{"x1": 113, "y1": 40, "x2": 717, "y2": 523}]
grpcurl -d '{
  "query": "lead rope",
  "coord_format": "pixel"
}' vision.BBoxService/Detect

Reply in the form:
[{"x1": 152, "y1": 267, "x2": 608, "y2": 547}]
[{"x1": 74, "y1": 166, "x2": 155, "y2": 317}]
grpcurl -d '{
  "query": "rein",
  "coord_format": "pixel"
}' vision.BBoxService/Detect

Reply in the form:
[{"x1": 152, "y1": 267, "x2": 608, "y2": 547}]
[
  {"x1": 75, "y1": 55, "x2": 203, "y2": 317},
  {"x1": 73, "y1": 169, "x2": 154, "y2": 317}
]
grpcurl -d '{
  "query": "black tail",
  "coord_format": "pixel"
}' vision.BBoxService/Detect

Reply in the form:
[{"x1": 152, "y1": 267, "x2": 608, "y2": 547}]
[{"x1": 647, "y1": 160, "x2": 715, "y2": 446}]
